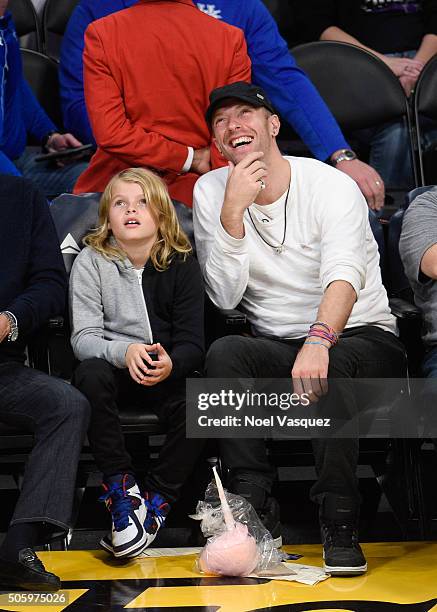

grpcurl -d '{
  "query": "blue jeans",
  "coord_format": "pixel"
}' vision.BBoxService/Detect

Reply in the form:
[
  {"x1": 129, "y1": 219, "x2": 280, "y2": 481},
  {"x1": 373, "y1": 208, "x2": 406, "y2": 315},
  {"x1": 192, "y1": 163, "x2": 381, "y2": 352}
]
[
  {"x1": 13, "y1": 147, "x2": 89, "y2": 199},
  {"x1": 354, "y1": 51, "x2": 437, "y2": 190},
  {"x1": 0, "y1": 362, "x2": 90, "y2": 535}
]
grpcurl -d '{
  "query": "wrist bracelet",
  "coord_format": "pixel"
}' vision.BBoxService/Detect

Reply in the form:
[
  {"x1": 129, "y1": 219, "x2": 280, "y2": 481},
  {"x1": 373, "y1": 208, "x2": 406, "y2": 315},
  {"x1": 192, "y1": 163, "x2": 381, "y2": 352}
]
[
  {"x1": 304, "y1": 340, "x2": 330, "y2": 349},
  {"x1": 308, "y1": 321, "x2": 339, "y2": 346}
]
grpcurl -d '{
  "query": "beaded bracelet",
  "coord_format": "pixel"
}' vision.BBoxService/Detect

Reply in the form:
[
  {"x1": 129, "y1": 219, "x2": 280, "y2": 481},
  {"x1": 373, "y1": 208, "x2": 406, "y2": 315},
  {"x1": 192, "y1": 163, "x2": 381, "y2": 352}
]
[{"x1": 307, "y1": 321, "x2": 339, "y2": 346}]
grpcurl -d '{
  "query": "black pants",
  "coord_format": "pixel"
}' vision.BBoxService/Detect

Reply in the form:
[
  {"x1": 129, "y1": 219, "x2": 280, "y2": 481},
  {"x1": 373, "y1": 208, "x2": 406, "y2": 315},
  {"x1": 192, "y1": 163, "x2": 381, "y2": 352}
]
[
  {"x1": 0, "y1": 362, "x2": 90, "y2": 534},
  {"x1": 73, "y1": 358, "x2": 204, "y2": 504},
  {"x1": 205, "y1": 326, "x2": 406, "y2": 505}
]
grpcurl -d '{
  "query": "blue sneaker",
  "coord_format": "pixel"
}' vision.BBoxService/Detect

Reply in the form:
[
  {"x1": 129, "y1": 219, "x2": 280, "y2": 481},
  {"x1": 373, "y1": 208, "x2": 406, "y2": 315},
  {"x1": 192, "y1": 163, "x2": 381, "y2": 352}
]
[
  {"x1": 99, "y1": 474, "x2": 148, "y2": 558},
  {"x1": 100, "y1": 490, "x2": 170, "y2": 557},
  {"x1": 143, "y1": 491, "x2": 170, "y2": 545}
]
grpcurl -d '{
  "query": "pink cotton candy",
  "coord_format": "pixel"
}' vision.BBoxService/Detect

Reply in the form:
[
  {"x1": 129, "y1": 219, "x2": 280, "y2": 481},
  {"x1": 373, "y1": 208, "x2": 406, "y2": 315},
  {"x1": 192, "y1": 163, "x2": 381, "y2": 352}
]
[
  {"x1": 198, "y1": 467, "x2": 259, "y2": 577},
  {"x1": 199, "y1": 521, "x2": 259, "y2": 576}
]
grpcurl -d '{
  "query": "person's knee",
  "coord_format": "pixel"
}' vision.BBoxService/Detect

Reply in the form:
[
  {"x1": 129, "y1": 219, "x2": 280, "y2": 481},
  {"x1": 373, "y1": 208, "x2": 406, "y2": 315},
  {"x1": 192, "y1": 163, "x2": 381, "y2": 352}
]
[
  {"x1": 327, "y1": 348, "x2": 357, "y2": 378},
  {"x1": 205, "y1": 335, "x2": 253, "y2": 376},
  {"x1": 40, "y1": 377, "x2": 90, "y2": 429},
  {"x1": 73, "y1": 358, "x2": 114, "y2": 392}
]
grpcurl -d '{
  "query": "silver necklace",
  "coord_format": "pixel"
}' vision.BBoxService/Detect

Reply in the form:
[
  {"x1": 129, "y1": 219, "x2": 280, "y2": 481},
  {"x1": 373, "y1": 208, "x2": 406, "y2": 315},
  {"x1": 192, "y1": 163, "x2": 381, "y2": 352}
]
[{"x1": 247, "y1": 182, "x2": 290, "y2": 254}]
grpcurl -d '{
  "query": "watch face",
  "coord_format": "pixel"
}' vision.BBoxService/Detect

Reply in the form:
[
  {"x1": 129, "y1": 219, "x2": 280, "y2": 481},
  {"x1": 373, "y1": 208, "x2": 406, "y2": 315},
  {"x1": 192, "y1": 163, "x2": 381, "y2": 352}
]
[{"x1": 343, "y1": 150, "x2": 357, "y2": 161}]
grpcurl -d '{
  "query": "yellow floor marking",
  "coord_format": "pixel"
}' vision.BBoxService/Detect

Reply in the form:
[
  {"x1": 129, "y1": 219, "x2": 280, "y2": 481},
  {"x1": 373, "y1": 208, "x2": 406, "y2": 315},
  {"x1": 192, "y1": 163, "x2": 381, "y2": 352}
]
[{"x1": 11, "y1": 541, "x2": 432, "y2": 611}]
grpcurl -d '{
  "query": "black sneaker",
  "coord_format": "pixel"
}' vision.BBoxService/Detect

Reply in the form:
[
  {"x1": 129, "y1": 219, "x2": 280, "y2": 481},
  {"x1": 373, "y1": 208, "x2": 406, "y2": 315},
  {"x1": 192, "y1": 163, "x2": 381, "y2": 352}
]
[
  {"x1": 258, "y1": 496, "x2": 282, "y2": 548},
  {"x1": 320, "y1": 494, "x2": 367, "y2": 576},
  {"x1": 230, "y1": 479, "x2": 282, "y2": 548},
  {"x1": 0, "y1": 548, "x2": 61, "y2": 591}
]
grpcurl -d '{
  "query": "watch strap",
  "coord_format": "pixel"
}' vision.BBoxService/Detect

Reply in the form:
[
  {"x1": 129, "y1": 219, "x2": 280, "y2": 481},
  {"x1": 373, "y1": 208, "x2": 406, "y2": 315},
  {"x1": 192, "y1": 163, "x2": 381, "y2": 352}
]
[
  {"x1": 331, "y1": 149, "x2": 357, "y2": 165},
  {"x1": 1, "y1": 311, "x2": 18, "y2": 342}
]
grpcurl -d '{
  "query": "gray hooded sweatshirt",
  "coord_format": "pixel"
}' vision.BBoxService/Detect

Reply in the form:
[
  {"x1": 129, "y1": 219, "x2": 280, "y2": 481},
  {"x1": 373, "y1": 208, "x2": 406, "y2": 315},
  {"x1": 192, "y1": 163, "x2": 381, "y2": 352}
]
[{"x1": 69, "y1": 246, "x2": 153, "y2": 368}]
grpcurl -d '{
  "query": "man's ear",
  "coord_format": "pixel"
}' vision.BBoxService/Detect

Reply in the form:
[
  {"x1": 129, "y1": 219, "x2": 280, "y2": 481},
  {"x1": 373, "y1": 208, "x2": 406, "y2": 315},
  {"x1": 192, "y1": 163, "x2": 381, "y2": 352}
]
[{"x1": 270, "y1": 114, "x2": 280, "y2": 137}]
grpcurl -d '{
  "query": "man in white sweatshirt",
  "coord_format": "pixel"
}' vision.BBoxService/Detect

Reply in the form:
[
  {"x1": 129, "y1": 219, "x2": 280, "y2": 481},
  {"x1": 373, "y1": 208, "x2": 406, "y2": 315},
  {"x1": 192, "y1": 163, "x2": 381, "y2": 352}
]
[{"x1": 193, "y1": 81, "x2": 406, "y2": 576}]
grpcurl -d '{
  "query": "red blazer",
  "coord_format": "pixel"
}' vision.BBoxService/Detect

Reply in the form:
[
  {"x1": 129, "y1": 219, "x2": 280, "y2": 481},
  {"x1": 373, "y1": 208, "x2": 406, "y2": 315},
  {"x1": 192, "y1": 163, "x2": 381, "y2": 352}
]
[{"x1": 74, "y1": 0, "x2": 251, "y2": 206}]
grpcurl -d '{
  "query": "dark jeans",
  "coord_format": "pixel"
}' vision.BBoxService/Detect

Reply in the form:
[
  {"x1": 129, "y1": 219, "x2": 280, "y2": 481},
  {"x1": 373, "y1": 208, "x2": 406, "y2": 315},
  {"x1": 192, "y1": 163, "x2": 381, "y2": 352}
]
[
  {"x1": 205, "y1": 326, "x2": 406, "y2": 505},
  {"x1": 72, "y1": 358, "x2": 205, "y2": 504},
  {"x1": 422, "y1": 346, "x2": 437, "y2": 378},
  {"x1": 0, "y1": 362, "x2": 90, "y2": 534},
  {"x1": 419, "y1": 347, "x2": 437, "y2": 439}
]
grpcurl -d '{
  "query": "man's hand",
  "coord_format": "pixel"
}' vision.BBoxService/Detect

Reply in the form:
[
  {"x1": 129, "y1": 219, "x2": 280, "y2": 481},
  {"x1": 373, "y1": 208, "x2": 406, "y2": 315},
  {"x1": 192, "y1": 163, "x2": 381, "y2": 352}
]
[
  {"x1": 125, "y1": 342, "x2": 158, "y2": 384},
  {"x1": 140, "y1": 342, "x2": 173, "y2": 386},
  {"x1": 220, "y1": 152, "x2": 267, "y2": 238},
  {"x1": 382, "y1": 55, "x2": 424, "y2": 78},
  {"x1": 0, "y1": 313, "x2": 11, "y2": 343},
  {"x1": 191, "y1": 146, "x2": 211, "y2": 175},
  {"x1": 0, "y1": 0, "x2": 8, "y2": 18},
  {"x1": 46, "y1": 132, "x2": 82, "y2": 152},
  {"x1": 291, "y1": 341, "x2": 329, "y2": 403},
  {"x1": 399, "y1": 74, "x2": 419, "y2": 97},
  {"x1": 335, "y1": 158, "x2": 385, "y2": 211},
  {"x1": 46, "y1": 132, "x2": 85, "y2": 166}
]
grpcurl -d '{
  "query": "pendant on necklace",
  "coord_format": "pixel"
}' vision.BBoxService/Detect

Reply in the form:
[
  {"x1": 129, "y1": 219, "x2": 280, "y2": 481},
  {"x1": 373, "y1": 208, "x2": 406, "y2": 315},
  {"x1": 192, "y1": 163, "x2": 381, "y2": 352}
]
[{"x1": 275, "y1": 245, "x2": 285, "y2": 254}]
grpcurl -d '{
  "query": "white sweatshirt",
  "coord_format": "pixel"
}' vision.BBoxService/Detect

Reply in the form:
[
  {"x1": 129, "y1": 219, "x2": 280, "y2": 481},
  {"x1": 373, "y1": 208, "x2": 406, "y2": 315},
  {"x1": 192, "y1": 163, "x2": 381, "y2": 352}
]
[{"x1": 193, "y1": 156, "x2": 396, "y2": 339}]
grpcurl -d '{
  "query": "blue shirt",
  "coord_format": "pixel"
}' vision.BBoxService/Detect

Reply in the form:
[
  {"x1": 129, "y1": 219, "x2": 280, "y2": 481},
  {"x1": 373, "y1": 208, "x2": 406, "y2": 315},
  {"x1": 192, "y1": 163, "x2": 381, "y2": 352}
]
[
  {"x1": 59, "y1": 0, "x2": 349, "y2": 159},
  {"x1": 0, "y1": 12, "x2": 57, "y2": 175}
]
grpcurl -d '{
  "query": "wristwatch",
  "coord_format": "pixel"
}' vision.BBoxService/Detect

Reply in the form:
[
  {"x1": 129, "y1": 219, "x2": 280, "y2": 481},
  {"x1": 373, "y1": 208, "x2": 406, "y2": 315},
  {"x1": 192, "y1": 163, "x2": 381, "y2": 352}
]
[
  {"x1": 0, "y1": 311, "x2": 18, "y2": 342},
  {"x1": 331, "y1": 149, "x2": 357, "y2": 165}
]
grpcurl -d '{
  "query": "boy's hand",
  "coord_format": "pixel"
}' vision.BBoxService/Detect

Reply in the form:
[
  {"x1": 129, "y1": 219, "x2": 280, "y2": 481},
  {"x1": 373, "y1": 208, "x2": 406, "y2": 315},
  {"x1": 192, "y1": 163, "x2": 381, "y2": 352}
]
[
  {"x1": 141, "y1": 342, "x2": 173, "y2": 386},
  {"x1": 125, "y1": 342, "x2": 158, "y2": 384}
]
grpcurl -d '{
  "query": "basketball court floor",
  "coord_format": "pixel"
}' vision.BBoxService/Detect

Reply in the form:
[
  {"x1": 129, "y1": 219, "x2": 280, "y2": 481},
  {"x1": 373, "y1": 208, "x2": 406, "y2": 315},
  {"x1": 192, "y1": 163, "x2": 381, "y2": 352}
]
[{"x1": 0, "y1": 542, "x2": 436, "y2": 611}]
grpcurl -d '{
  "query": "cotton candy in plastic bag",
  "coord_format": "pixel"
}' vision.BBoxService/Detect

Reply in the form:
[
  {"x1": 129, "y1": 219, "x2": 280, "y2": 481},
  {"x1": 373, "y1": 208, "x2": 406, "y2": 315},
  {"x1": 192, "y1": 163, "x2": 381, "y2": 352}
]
[{"x1": 190, "y1": 467, "x2": 282, "y2": 576}]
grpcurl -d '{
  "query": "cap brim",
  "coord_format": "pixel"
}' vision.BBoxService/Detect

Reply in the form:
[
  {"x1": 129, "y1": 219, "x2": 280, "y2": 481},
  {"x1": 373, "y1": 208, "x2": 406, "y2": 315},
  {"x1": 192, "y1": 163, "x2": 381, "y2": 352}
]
[{"x1": 206, "y1": 95, "x2": 275, "y2": 126}]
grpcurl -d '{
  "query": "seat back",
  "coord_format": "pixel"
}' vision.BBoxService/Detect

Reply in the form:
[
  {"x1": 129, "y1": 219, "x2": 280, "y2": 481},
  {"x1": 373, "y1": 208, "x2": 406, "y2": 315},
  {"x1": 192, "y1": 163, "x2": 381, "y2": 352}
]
[
  {"x1": 42, "y1": 0, "x2": 80, "y2": 58},
  {"x1": 292, "y1": 40, "x2": 418, "y2": 186},
  {"x1": 388, "y1": 186, "x2": 437, "y2": 299},
  {"x1": 261, "y1": 0, "x2": 296, "y2": 47},
  {"x1": 50, "y1": 193, "x2": 195, "y2": 275},
  {"x1": 292, "y1": 41, "x2": 410, "y2": 132},
  {"x1": 413, "y1": 55, "x2": 437, "y2": 185},
  {"x1": 21, "y1": 49, "x2": 63, "y2": 129},
  {"x1": 414, "y1": 55, "x2": 437, "y2": 121},
  {"x1": 8, "y1": 0, "x2": 42, "y2": 51},
  {"x1": 50, "y1": 192, "x2": 100, "y2": 274}
]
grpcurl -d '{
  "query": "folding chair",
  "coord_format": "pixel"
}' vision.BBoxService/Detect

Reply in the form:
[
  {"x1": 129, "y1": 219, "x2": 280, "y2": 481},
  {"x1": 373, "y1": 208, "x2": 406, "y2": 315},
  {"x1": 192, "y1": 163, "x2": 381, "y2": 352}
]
[
  {"x1": 384, "y1": 186, "x2": 437, "y2": 538},
  {"x1": 42, "y1": 0, "x2": 80, "y2": 59},
  {"x1": 412, "y1": 55, "x2": 437, "y2": 186},
  {"x1": 291, "y1": 40, "x2": 419, "y2": 188},
  {"x1": 8, "y1": 0, "x2": 42, "y2": 52},
  {"x1": 21, "y1": 49, "x2": 63, "y2": 129}
]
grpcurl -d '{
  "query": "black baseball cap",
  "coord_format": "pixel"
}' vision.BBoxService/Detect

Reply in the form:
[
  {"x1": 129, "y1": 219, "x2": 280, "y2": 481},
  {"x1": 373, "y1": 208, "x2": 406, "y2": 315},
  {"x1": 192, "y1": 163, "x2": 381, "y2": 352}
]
[{"x1": 205, "y1": 81, "x2": 276, "y2": 126}]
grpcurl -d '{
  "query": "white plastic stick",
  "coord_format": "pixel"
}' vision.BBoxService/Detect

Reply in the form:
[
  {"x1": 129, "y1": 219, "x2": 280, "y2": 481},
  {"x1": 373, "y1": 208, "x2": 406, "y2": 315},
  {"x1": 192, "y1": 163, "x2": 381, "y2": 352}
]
[{"x1": 212, "y1": 465, "x2": 235, "y2": 530}]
